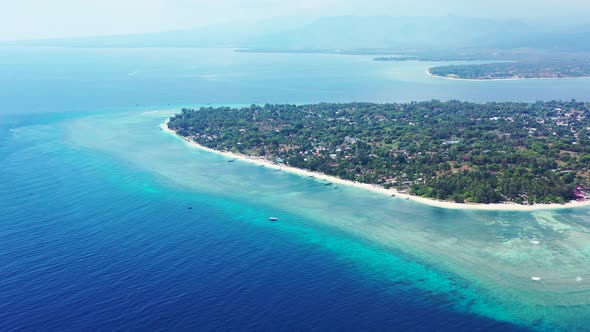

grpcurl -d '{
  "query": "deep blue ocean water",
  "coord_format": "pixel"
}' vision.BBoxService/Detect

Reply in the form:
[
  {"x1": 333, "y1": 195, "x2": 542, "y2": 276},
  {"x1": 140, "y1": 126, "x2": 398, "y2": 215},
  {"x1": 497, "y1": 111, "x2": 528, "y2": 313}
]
[
  {"x1": 0, "y1": 113, "x2": 532, "y2": 331},
  {"x1": 1, "y1": 47, "x2": 589, "y2": 331}
]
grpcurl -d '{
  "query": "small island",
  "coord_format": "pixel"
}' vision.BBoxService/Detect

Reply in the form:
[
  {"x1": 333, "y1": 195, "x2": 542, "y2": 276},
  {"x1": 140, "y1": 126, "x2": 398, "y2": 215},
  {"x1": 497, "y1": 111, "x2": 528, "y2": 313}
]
[
  {"x1": 428, "y1": 60, "x2": 590, "y2": 80},
  {"x1": 167, "y1": 101, "x2": 590, "y2": 206}
]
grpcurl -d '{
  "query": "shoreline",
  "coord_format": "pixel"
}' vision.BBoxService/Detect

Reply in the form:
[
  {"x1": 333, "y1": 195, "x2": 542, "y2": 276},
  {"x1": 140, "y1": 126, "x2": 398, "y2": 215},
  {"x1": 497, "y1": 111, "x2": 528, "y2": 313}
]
[
  {"x1": 161, "y1": 120, "x2": 590, "y2": 211},
  {"x1": 426, "y1": 69, "x2": 590, "y2": 82}
]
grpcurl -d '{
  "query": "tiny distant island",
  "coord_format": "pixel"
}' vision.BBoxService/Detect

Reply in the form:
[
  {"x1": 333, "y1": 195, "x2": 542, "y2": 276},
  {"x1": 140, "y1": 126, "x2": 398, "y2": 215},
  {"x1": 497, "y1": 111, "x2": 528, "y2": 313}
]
[{"x1": 167, "y1": 101, "x2": 590, "y2": 206}]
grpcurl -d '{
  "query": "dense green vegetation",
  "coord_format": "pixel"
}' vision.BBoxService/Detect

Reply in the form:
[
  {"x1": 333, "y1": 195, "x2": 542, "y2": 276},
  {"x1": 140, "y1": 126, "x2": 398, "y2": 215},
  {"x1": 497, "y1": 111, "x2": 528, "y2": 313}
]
[
  {"x1": 429, "y1": 60, "x2": 590, "y2": 80},
  {"x1": 168, "y1": 101, "x2": 590, "y2": 204}
]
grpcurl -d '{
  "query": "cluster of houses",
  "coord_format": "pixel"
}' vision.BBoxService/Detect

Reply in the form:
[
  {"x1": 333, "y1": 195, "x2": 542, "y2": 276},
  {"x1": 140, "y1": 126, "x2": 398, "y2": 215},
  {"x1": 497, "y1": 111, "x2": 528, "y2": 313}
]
[
  {"x1": 297, "y1": 136, "x2": 357, "y2": 160},
  {"x1": 192, "y1": 133, "x2": 218, "y2": 141},
  {"x1": 574, "y1": 186, "x2": 590, "y2": 202},
  {"x1": 481, "y1": 107, "x2": 588, "y2": 143}
]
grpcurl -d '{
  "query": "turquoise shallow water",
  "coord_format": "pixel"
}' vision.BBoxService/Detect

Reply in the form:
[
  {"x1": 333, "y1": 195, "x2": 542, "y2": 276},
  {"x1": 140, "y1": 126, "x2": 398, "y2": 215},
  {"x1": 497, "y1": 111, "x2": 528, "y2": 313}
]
[
  {"x1": 61, "y1": 111, "x2": 590, "y2": 330},
  {"x1": 0, "y1": 111, "x2": 532, "y2": 331},
  {"x1": 2, "y1": 47, "x2": 590, "y2": 330},
  {"x1": 2, "y1": 47, "x2": 590, "y2": 115}
]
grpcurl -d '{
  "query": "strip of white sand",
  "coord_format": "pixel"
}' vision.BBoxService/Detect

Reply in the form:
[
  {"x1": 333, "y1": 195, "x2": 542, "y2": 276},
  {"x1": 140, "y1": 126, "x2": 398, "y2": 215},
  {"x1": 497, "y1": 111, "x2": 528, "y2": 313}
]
[{"x1": 161, "y1": 120, "x2": 590, "y2": 211}]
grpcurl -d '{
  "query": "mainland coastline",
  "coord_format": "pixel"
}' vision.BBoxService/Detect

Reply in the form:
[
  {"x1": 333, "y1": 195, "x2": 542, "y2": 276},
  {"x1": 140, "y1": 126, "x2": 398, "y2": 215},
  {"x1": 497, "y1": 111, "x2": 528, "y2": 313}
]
[{"x1": 162, "y1": 119, "x2": 590, "y2": 211}]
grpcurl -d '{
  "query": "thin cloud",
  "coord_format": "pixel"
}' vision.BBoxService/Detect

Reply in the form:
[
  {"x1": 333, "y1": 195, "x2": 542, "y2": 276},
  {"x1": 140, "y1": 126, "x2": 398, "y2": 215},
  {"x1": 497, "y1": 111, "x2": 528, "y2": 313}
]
[{"x1": 0, "y1": 0, "x2": 588, "y2": 41}]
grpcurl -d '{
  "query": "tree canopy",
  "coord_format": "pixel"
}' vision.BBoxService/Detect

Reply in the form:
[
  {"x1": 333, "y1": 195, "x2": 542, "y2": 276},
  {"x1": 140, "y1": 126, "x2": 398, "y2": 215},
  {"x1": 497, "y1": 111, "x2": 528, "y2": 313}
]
[{"x1": 168, "y1": 100, "x2": 590, "y2": 204}]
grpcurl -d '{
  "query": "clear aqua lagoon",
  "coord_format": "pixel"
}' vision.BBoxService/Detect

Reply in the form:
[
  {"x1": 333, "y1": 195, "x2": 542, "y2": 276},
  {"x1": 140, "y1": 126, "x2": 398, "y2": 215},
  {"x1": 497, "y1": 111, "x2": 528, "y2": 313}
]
[{"x1": 1, "y1": 47, "x2": 590, "y2": 331}]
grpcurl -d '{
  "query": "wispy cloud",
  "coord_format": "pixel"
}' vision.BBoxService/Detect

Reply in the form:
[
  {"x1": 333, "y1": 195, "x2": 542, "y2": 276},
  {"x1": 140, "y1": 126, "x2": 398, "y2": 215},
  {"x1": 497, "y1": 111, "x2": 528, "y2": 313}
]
[{"x1": 0, "y1": 0, "x2": 588, "y2": 41}]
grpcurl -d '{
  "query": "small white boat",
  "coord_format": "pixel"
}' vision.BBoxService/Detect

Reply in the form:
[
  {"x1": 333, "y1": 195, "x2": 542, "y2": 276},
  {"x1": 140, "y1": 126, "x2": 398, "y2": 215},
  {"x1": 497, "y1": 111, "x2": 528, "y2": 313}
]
[
  {"x1": 531, "y1": 277, "x2": 542, "y2": 281},
  {"x1": 268, "y1": 217, "x2": 278, "y2": 221},
  {"x1": 530, "y1": 240, "x2": 540, "y2": 245}
]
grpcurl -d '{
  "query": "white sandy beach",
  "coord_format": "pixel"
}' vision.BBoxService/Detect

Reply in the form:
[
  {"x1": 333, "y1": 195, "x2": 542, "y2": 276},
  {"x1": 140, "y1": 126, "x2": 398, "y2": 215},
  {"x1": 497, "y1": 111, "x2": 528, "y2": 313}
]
[{"x1": 161, "y1": 119, "x2": 590, "y2": 211}]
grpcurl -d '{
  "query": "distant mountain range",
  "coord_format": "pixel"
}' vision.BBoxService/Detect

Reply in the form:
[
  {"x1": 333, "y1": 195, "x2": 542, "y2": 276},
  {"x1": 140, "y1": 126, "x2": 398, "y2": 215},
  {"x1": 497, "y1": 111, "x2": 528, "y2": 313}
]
[{"x1": 4, "y1": 16, "x2": 590, "y2": 52}]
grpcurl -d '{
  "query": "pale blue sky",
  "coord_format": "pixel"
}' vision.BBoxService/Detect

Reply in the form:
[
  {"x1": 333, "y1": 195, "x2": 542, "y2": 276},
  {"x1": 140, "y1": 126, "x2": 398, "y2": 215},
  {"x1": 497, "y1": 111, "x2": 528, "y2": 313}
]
[{"x1": 1, "y1": 0, "x2": 589, "y2": 41}]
